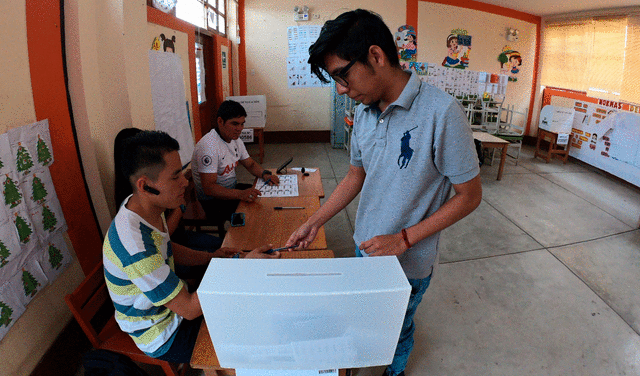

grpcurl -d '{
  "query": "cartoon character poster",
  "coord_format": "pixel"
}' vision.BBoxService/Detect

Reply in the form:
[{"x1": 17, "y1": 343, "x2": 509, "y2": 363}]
[
  {"x1": 395, "y1": 25, "x2": 417, "y2": 69},
  {"x1": 498, "y1": 46, "x2": 522, "y2": 82},
  {"x1": 442, "y1": 30, "x2": 471, "y2": 69}
]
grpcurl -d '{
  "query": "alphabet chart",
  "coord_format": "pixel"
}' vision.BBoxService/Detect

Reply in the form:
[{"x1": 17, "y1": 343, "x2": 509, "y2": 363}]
[{"x1": 256, "y1": 174, "x2": 299, "y2": 197}]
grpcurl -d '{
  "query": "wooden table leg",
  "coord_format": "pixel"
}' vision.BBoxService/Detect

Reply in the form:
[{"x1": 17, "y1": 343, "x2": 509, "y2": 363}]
[{"x1": 497, "y1": 144, "x2": 508, "y2": 180}]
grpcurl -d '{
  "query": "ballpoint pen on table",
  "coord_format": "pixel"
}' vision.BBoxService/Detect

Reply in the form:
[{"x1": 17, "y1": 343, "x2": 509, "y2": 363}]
[{"x1": 273, "y1": 206, "x2": 305, "y2": 210}]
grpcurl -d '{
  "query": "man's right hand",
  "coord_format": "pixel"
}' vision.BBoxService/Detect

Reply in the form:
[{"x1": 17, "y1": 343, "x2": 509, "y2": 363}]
[
  {"x1": 245, "y1": 244, "x2": 280, "y2": 259},
  {"x1": 239, "y1": 187, "x2": 261, "y2": 203},
  {"x1": 286, "y1": 222, "x2": 319, "y2": 249}
]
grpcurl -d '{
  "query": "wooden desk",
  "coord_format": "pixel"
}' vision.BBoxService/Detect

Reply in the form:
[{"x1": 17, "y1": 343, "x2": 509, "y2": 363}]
[
  {"x1": 190, "y1": 249, "x2": 336, "y2": 372},
  {"x1": 222, "y1": 196, "x2": 327, "y2": 250},
  {"x1": 534, "y1": 128, "x2": 571, "y2": 163},
  {"x1": 264, "y1": 167, "x2": 324, "y2": 198},
  {"x1": 473, "y1": 131, "x2": 509, "y2": 180}
]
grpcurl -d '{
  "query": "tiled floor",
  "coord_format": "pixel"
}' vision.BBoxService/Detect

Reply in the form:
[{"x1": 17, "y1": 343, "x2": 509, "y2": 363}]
[{"x1": 98, "y1": 143, "x2": 640, "y2": 376}]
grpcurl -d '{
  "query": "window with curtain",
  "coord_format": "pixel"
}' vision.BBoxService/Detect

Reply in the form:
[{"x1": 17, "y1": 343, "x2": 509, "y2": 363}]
[
  {"x1": 176, "y1": 0, "x2": 226, "y2": 35},
  {"x1": 541, "y1": 15, "x2": 640, "y2": 104}
]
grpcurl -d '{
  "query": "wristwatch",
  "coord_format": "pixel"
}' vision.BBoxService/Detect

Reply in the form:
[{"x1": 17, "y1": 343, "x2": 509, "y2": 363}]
[{"x1": 262, "y1": 170, "x2": 272, "y2": 179}]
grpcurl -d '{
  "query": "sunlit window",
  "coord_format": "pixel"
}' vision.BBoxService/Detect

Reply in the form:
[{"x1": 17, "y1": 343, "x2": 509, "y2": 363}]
[{"x1": 175, "y1": 0, "x2": 226, "y2": 36}]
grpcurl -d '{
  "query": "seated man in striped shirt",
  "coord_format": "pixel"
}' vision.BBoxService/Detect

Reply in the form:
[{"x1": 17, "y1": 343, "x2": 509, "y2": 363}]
[{"x1": 103, "y1": 130, "x2": 279, "y2": 367}]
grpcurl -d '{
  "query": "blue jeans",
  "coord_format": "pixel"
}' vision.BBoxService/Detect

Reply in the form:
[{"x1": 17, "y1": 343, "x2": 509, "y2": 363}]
[{"x1": 356, "y1": 247, "x2": 432, "y2": 376}]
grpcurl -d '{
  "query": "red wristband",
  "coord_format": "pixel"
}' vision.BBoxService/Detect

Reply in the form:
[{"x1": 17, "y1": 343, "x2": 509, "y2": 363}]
[{"x1": 401, "y1": 228, "x2": 411, "y2": 250}]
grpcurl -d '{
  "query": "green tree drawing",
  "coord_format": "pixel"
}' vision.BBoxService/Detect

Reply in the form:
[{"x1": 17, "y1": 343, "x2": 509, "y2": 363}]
[
  {"x1": 48, "y1": 243, "x2": 63, "y2": 270},
  {"x1": 3, "y1": 174, "x2": 22, "y2": 208},
  {"x1": 42, "y1": 205, "x2": 58, "y2": 232},
  {"x1": 37, "y1": 135, "x2": 52, "y2": 165},
  {"x1": 0, "y1": 301, "x2": 13, "y2": 328},
  {"x1": 16, "y1": 143, "x2": 34, "y2": 174},
  {"x1": 31, "y1": 174, "x2": 48, "y2": 203},
  {"x1": 0, "y1": 240, "x2": 10, "y2": 268},
  {"x1": 15, "y1": 214, "x2": 32, "y2": 244},
  {"x1": 22, "y1": 269, "x2": 40, "y2": 297}
]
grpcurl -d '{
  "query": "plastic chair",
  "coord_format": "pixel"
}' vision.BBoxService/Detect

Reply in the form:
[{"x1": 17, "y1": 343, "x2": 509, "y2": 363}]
[
  {"x1": 480, "y1": 95, "x2": 504, "y2": 134},
  {"x1": 490, "y1": 105, "x2": 528, "y2": 166},
  {"x1": 65, "y1": 261, "x2": 186, "y2": 376}
]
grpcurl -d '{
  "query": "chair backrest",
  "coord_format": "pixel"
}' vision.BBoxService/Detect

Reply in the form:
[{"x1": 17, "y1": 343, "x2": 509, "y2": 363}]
[
  {"x1": 498, "y1": 105, "x2": 528, "y2": 137},
  {"x1": 65, "y1": 261, "x2": 111, "y2": 349}
]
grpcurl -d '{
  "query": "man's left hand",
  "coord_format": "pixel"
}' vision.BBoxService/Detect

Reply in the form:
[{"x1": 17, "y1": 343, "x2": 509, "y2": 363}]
[{"x1": 359, "y1": 233, "x2": 408, "y2": 257}]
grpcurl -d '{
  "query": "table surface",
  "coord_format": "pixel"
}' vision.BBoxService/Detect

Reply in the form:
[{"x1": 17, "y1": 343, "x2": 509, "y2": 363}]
[
  {"x1": 222, "y1": 196, "x2": 327, "y2": 250},
  {"x1": 264, "y1": 167, "x2": 324, "y2": 198},
  {"x1": 472, "y1": 131, "x2": 510, "y2": 144},
  {"x1": 190, "y1": 249, "x2": 336, "y2": 370}
]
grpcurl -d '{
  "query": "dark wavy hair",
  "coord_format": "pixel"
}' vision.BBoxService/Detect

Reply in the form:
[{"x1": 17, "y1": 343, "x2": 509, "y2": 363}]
[{"x1": 308, "y1": 9, "x2": 400, "y2": 83}]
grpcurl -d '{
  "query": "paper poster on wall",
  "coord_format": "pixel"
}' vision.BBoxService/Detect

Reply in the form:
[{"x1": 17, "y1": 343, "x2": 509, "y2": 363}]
[
  {"x1": 287, "y1": 25, "x2": 329, "y2": 88},
  {"x1": 148, "y1": 50, "x2": 195, "y2": 167},
  {"x1": 498, "y1": 46, "x2": 522, "y2": 82},
  {"x1": 395, "y1": 25, "x2": 417, "y2": 69},
  {"x1": 0, "y1": 283, "x2": 26, "y2": 341},
  {"x1": 0, "y1": 120, "x2": 72, "y2": 342},
  {"x1": 442, "y1": 29, "x2": 471, "y2": 69},
  {"x1": 37, "y1": 231, "x2": 72, "y2": 283}
]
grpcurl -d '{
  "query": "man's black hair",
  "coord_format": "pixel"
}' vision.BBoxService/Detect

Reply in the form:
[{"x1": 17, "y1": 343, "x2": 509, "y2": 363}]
[
  {"x1": 216, "y1": 100, "x2": 248, "y2": 123},
  {"x1": 119, "y1": 130, "x2": 180, "y2": 191},
  {"x1": 308, "y1": 9, "x2": 400, "y2": 83},
  {"x1": 114, "y1": 127, "x2": 142, "y2": 208}
]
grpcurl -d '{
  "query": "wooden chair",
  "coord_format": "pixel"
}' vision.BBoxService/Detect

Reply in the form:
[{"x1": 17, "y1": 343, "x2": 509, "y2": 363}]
[
  {"x1": 181, "y1": 170, "x2": 226, "y2": 238},
  {"x1": 65, "y1": 261, "x2": 186, "y2": 376}
]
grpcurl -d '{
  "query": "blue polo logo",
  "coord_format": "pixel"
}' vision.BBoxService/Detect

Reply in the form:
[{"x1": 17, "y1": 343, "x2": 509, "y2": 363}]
[{"x1": 398, "y1": 126, "x2": 418, "y2": 169}]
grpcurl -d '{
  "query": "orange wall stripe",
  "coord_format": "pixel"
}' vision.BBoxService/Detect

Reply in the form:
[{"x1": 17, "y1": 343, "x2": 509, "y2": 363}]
[
  {"x1": 239, "y1": 0, "x2": 247, "y2": 95},
  {"x1": 407, "y1": 0, "x2": 419, "y2": 35},
  {"x1": 147, "y1": 6, "x2": 202, "y2": 140},
  {"x1": 26, "y1": 0, "x2": 103, "y2": 274}
]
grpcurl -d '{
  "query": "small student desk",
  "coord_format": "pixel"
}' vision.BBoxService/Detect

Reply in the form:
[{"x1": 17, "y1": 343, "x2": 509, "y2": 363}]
[{"x1": 473, "y1": 131, "x2": 510, "y2": 180}]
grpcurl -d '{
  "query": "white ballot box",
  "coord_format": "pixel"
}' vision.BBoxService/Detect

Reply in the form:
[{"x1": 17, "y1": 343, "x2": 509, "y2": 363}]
[
  {"x1": 226, "y1": 95, "x2": 266, "y2": 128},
  {"x1": 539, "y1": 104, "x2": 575, "y2": 134},
  {"x1": 197, "y1": 257, "x2": 411, "y2": 370}
]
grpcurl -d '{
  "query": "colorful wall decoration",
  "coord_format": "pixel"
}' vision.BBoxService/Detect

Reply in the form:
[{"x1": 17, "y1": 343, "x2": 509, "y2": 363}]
[
  {"x1": 0, "y1": 120, "x2": 71, "y2": 342},
  {"x1": 395, "y1": 25, "x2": 417, "y2": 69},
  {"x1": 442, "y1": 29, "x2": 472, "y2": 69},
  {"x1": 498, "y1": 46, "x2": 522, "y2": 82}
]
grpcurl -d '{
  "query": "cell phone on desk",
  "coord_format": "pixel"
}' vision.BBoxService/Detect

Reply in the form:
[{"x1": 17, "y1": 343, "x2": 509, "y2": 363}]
[
  {"x1": 230, "y1": 212, "x2": 245, "y2": 227},
  {"x1": 276, "y1": 156, "x2": 293, "y2": 174}
]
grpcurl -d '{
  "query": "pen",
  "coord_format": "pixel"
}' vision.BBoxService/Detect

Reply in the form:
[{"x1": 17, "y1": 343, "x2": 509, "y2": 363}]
[
  {"x1": 274, "y1": 206, "x2": 305, "y2": 210},
  {"x1": 242, "y1": 245, "x2": 297, "y2": 253},
  {"x1": 258, "y1": 178, "x2": 272, "y2": 190},
  {"x1": 266, "y1": 245, "x2": 298, "y2": 254}
]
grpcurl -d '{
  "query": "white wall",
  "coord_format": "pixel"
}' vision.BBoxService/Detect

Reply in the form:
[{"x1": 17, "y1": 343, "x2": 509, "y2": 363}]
[{"x1": 244, "y1": 1, "x2": 406, "y2": 132}]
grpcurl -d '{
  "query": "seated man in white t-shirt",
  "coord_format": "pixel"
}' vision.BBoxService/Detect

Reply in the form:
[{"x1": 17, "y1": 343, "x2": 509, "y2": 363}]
[{"x1": 191, "y1": 100, "x2": 279, "y2": 223}]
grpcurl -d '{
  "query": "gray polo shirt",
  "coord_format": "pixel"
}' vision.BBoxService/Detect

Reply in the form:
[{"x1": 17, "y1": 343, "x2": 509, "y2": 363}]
[{"x1": 350, "y1": 71, "x2": 480, "y2": 279}]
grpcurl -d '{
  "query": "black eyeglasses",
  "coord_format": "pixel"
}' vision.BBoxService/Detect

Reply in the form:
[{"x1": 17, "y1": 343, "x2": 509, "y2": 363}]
[{"x1": 330, "y1": 58, "x2": 359, "y2": 88}]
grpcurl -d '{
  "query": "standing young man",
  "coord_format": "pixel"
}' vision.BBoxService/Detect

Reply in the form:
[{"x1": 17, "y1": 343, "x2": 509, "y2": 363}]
[
  {"x1": 104, "y1": 131, "x2": 279, "y2": 367},
  {"x1": 191, "y1": 100, "x2": 279, "y2": 223},
  {"x1": 286, "y1": 9, "x2": 482, "y2": 376}
]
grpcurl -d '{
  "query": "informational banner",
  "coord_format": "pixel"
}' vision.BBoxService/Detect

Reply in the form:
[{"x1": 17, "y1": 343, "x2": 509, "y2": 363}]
[
  {"x1": 565, "y1": 100, "x2": 640, "y2": 187},
  {"x1": 287, "y1": 26, "x2": 329, "y2": 88}
]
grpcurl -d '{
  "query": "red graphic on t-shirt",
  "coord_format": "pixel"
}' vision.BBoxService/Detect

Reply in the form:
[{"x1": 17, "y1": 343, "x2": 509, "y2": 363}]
[{"x1": 222, "y1": 161, "x2": 238, "y2": 175}]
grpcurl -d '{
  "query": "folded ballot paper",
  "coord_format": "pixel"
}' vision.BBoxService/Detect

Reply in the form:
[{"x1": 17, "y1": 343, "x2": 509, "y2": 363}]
[{"x1": 198, "y1": 257, "x2": 411, "y2": 370}]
